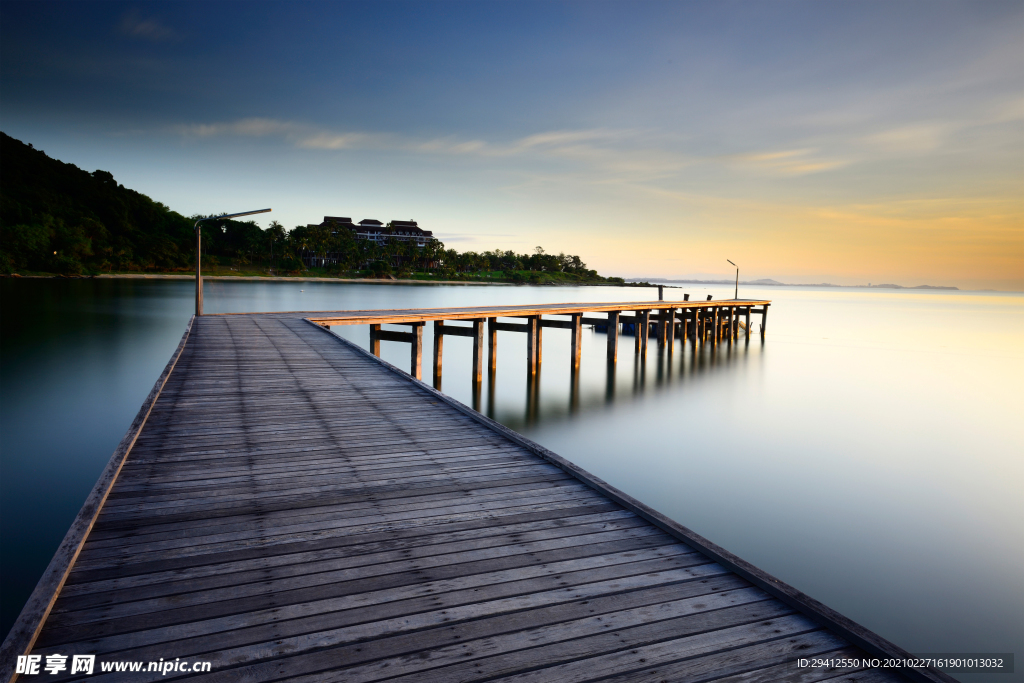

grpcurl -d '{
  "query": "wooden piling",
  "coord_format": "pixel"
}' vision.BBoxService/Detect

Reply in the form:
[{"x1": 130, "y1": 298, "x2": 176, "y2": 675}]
[
  {"x1": 487, "y1": 317, "x2": 497, "y2": 371},
  {"x1": 527, "y1": 315, "x2": 539, "y2": 374},
  {"x1": 472, "y1": 318, "x2": 484, "y2": 384},
  {"x1": 607, "y1": 310, "x2": 619, "y2": 363},
  {"x1": 410, "y1": 322, "x2": 423, "y2": 379},
  {"x1": 639, "y1": 309, "x2": 650, "y2": 358},
  {"x1": 432, "y1": 320, "x2": 443, "y2": 388},
  {"x1": 369, "y1": 323, "x2": 381, "y2": 356},
  {"x1": 536, "y1": 317, "x2": 543, "y2": 365},
  {"x1": 666, "y1": 308, "x2": 676, "y2": 348},
  {"x1": 570, "y1": 313, "x2": 582, "y2": 371}
]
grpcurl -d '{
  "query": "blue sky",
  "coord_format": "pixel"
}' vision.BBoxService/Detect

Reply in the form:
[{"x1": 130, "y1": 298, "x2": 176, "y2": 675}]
[{"x1": 2, "y1": 1, "x2": 1021, "y2": 287}]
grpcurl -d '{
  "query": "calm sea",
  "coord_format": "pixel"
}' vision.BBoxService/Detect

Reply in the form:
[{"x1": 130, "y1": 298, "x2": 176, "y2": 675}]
[{"x1": 1, "y1": 278, "x2": 1021, "y2": 680}]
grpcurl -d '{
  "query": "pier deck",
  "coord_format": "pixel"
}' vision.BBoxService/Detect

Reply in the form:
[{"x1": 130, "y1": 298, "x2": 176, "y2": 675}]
[{"x1": 3, "y1": 311, "x2": 952, "y2": 683}]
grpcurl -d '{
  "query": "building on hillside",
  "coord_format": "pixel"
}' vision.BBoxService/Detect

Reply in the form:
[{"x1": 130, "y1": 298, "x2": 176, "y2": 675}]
[
  {"x1": 321, "y1": 216, "x2": 434, "y2": 247},
  {"x1": 299, "y1": 216, "x2": 437, "y2": 269}
]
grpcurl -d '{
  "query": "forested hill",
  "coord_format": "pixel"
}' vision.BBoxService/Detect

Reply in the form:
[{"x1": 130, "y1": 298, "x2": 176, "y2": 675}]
[
  {"x1": 1, "y1": 132, "x2": 197, "y2": 274},
  {"x1": 1, "y1": 133, "x2": 621, "y2": 283}
]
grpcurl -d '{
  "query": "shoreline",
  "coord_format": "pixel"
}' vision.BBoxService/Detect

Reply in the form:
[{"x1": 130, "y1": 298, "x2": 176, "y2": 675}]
[{"x1": 3, "y1": 273, "x2": 648, "y2": 287}]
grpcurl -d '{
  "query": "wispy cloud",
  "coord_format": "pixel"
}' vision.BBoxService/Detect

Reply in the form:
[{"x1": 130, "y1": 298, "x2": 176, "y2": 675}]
[
  {"x1": 171, "y1": 117, "x2": 863, "y2": 183},
  {"x1": 171, "y1": 118, "x2": 700, "y2": 182},
  {"x1": 724, "y1": 148, "x2": 848, "y2": 175},
  {"x1": 119, "y1": 10, "x2": 177, "y2": 42}
]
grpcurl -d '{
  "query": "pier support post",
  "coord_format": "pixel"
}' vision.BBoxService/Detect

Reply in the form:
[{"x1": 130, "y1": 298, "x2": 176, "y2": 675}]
[
  {"x1": 527, "y1": 315, "x2": 539, "y2": 375},
  {"x1": 432, "y1": 321, "x2": 443, "y2": 388},
  {"x1": 713, "y1": 307, "x2": 720, "y2": 345},
  {"x1": 410, "y1": 322, "x2": 424, "y2": 379},
  {"x1": 570, "y1": 313, "x2": 582, "y2": 372},
  {"x1": 639, "y1": 310, "x2": 650, "y2": 358},
  {"x1": 487, "y1": 317, "x2": 497, "y2": 372},
  {"x1": 370, "y1": 324, "x2": 381, "y2": 356},
  {"x1": 536, "y1": 317, "x2": 543, "y2": 365},
  {"x1": 760, "y1": 305, "x2": 769, "y2": 341},
  {"x1": 666, "y1": 308, "x2": 676, "y2": 349},
  {"x1": 745, "y1": 307, "x2": 751, "y2": 336},
  {"x1": 607, "y1": 311, "x2": 619, "y2": 363},
  {"x1": 472, "y1": 318, "x2": 484, "y2": 385}
]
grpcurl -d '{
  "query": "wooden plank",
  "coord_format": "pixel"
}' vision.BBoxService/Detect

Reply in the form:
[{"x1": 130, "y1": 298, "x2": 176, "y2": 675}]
[
  {"x1": 308, "y1": 320, "x2": 953, "y2": 683},
  {"x1": 318, "y1": 598, "x2": 793, "y2": 683}
]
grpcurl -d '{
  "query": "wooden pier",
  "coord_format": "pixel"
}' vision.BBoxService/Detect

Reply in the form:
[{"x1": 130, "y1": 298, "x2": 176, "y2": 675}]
[
  {"x1": 2, "y1": 307, "x2": 955, "y2": 683},
  {"x1": 308, "y1": 299, "x2": 772, "y2": 385}
]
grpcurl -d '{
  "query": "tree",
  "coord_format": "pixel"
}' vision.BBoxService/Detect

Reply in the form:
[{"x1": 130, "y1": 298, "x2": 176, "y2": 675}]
[{"x1": 266, "y1": 220, "x2": 285, "y2": 268}]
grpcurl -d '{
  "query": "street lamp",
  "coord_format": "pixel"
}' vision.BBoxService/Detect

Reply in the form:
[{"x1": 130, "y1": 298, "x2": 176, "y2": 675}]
[
  {"x1": 195, "y1": 208, "x2": 271, "y2": 315},
  {"x1": 726, "y1": 259, "x2": 738, "y2": 300}
]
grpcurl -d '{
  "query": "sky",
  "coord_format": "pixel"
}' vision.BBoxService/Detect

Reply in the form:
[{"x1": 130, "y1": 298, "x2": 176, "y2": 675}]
[{"x1": 1, "y1": 0, "x2": 1021, "y2": 289}]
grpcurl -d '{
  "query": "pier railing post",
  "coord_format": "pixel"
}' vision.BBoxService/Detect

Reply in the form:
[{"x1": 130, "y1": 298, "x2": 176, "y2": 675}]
[
  {"x1": 570, "y1": 313, "x2": 582, "y2": 372},
  {"x1": 607, "y1": 311, "x2": 619, "y2": 363},
  {"x1": 370, "y1": 324, "x2": 381, "y2": 356},
  {"x1": 195, "y1": 224, "x2": 203, "y2": 316},
  {"x1": 432, "y1": 321, "x2": 443, "y2": 389},
  {"x1": 472, "y1": 318, "x2": 484, "y2": 385}
]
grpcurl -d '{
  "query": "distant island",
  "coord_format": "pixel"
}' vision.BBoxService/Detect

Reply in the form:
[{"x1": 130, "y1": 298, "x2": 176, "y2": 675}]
[
  {"x1": 628, "y1": 277, "x2": 959, "y2": 291},
  {"x1": 0, "y1": 132, "x2": 625, "y2": 286}
]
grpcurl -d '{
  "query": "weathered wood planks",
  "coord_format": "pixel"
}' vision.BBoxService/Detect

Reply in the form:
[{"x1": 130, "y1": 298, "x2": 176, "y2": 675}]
[{"x1": 2, "y1": 311, "x2": 953, "y2": 683}]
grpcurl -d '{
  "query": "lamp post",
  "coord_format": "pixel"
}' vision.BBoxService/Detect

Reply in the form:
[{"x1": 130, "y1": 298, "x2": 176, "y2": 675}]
[
  {"x1": 727, "y1": 259, "x2": 738, "y2": 300},
  {"x1": 195, "y1": 208, "x2": 271, "y2": 315}
]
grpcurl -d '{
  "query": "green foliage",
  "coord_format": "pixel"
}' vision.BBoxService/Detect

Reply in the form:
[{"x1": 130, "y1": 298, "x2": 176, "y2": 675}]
[{"x1": 0, "y1": 132, "x2": 194, "y2": 274}]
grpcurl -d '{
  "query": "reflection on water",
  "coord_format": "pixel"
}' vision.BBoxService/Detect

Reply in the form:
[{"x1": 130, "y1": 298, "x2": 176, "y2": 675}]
[{"x1": 1, "y1": 278, "x2": 1022, "y2": 681}]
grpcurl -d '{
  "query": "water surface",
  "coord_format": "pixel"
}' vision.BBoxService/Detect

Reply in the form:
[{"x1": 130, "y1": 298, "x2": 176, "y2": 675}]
[{"x1": 1, "y1": 278, "x2": 1021, "y2": 681}]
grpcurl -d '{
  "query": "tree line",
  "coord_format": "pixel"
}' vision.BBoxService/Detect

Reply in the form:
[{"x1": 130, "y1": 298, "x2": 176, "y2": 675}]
[{"x1": 0, "y1": 132, "x2": 618, "y2": 283}]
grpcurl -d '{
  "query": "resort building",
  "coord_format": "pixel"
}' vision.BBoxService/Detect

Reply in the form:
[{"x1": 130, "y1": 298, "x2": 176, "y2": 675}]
[
  {"x1": 321, "y1": 216, "x2": 435, "y2": 247},
  {"x1": 299, "y1": 216, "x2": 437, "y2": 268}
]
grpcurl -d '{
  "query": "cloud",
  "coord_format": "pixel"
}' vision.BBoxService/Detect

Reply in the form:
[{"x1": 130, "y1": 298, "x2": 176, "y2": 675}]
[
  {"x1": 863, "y1": 124, "x2": 950, "y2": 153},
  {"x1": 171, "y1": 117, "x2": 855, "y2": 181},
  {"x1": 119, "y1": 10, "x2": 177, "y2": 42},
  {"x1": 725, "y1": 148, "x2": 848, "y2": 175}
]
